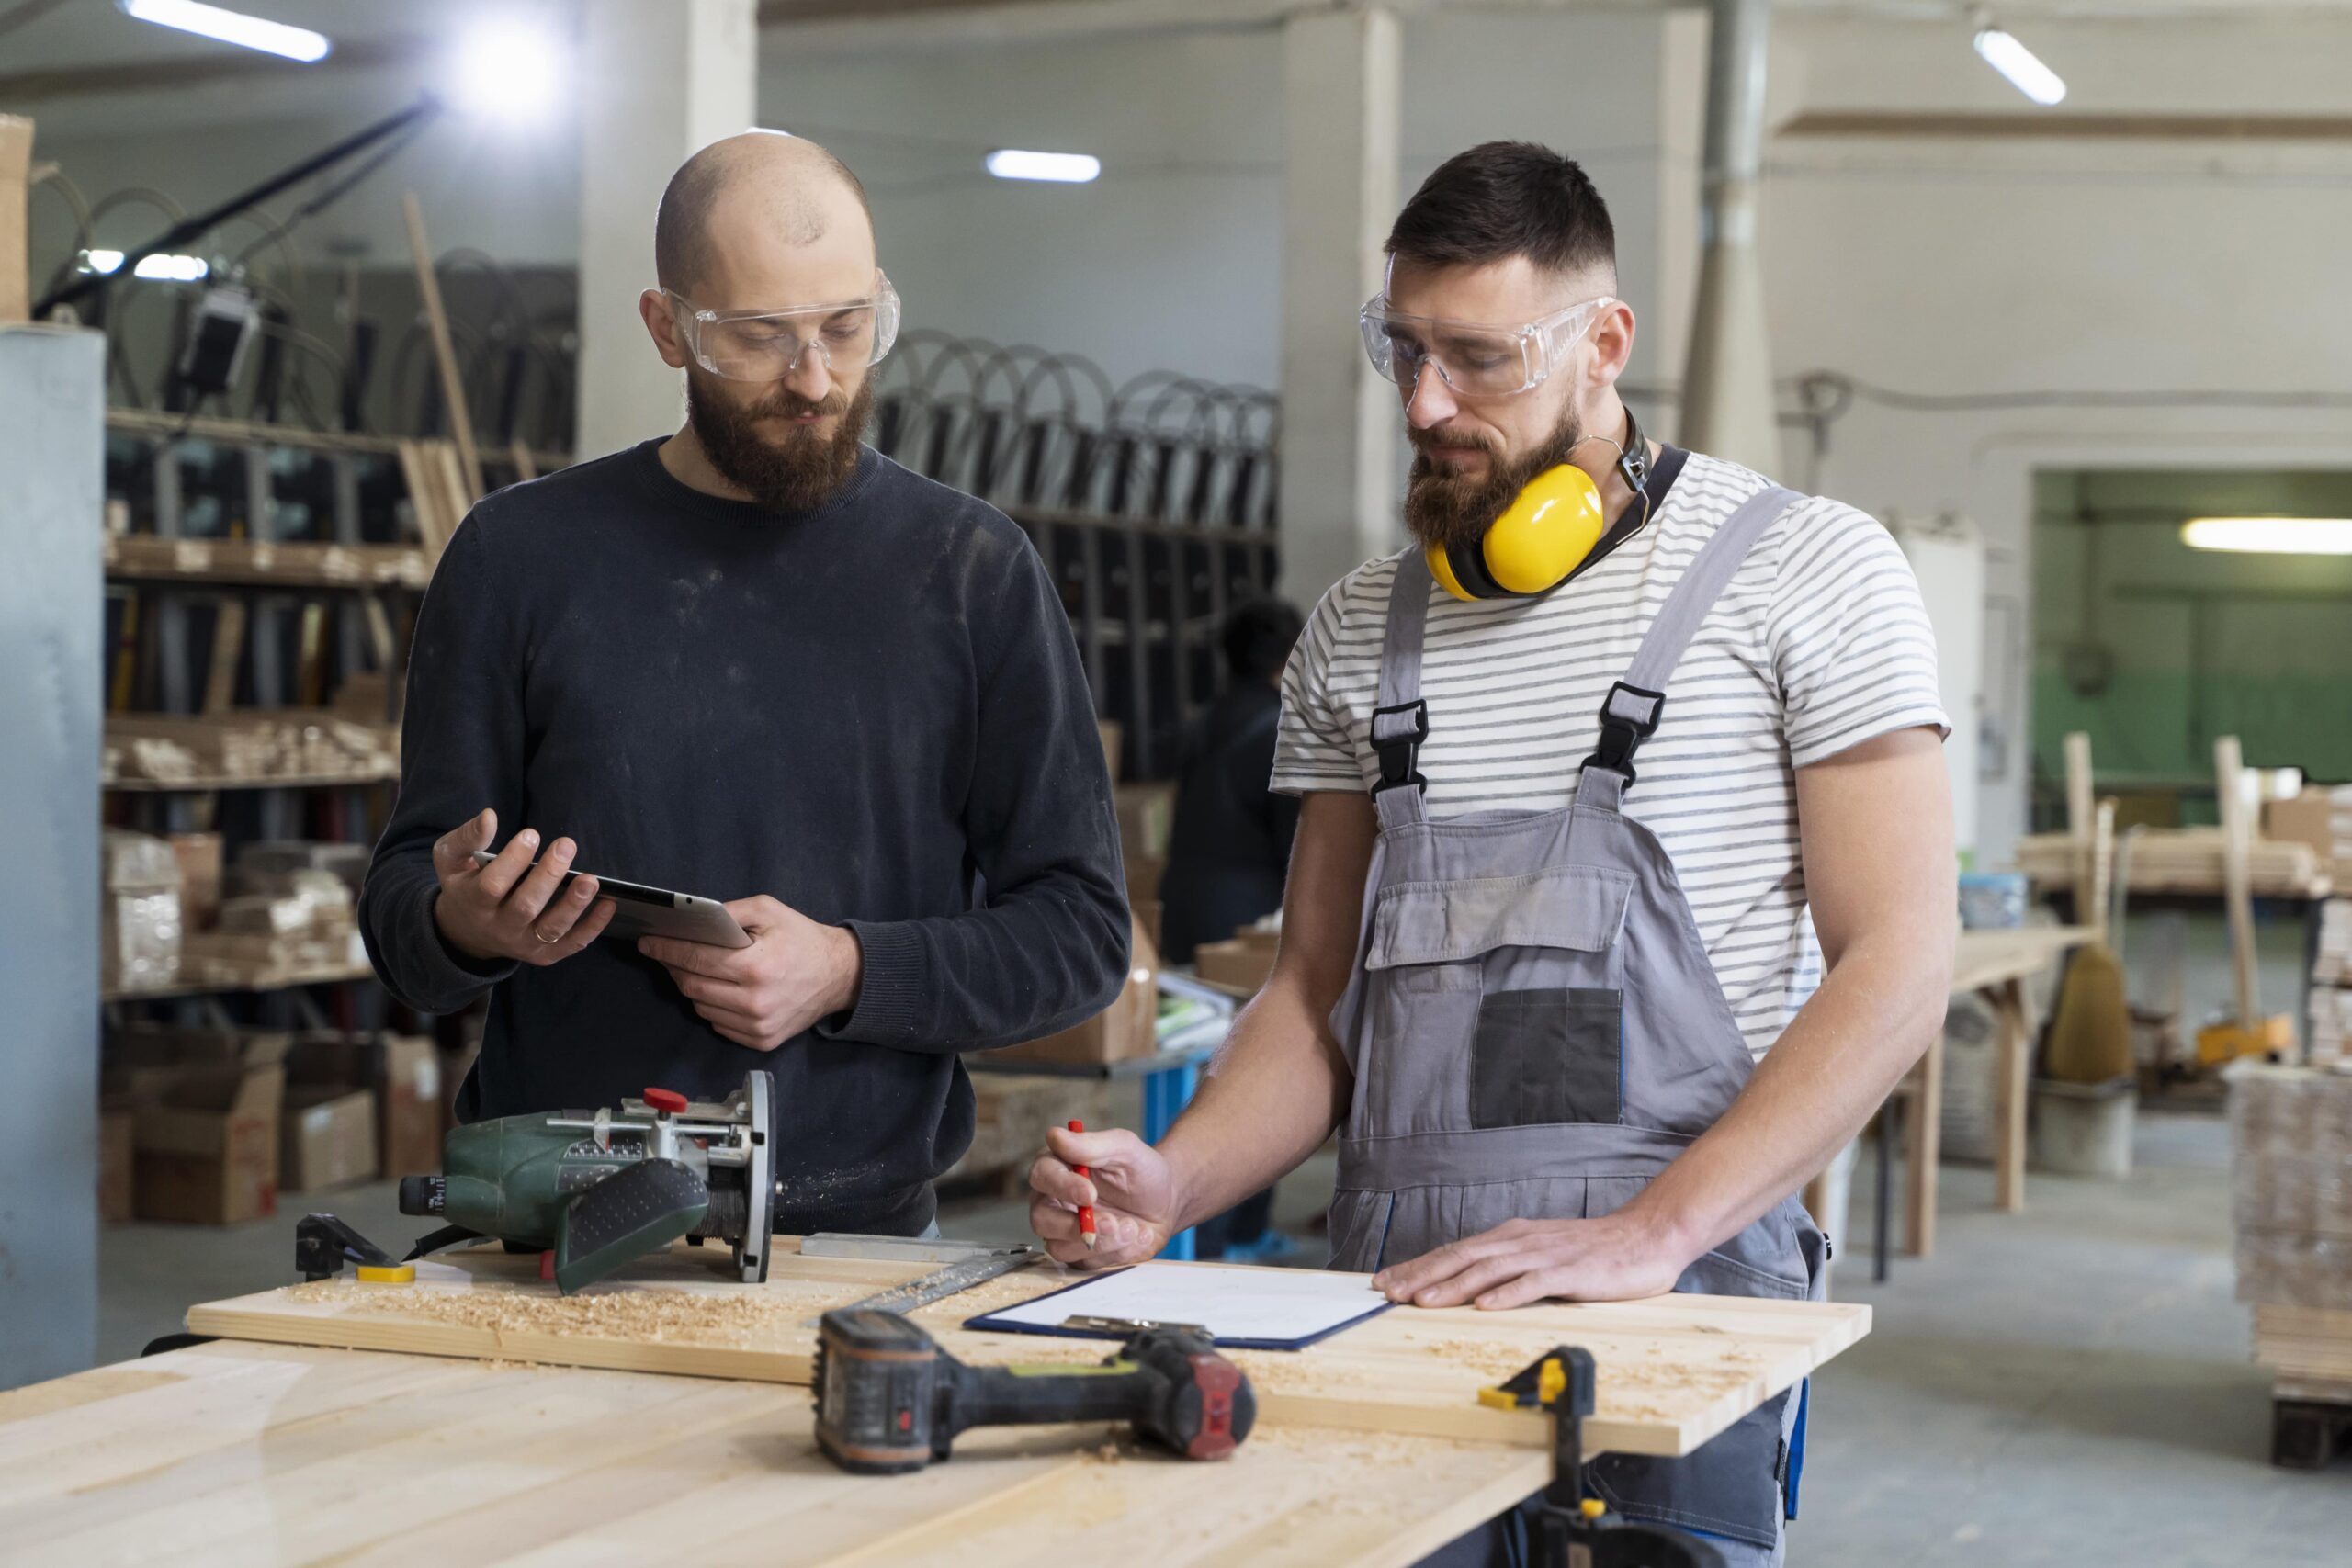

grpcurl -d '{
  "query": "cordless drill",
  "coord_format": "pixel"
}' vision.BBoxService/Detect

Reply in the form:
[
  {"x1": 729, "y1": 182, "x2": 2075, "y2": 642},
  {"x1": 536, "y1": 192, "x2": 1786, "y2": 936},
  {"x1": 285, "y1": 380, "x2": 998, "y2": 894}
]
[{"x1": 811, "y1": 1308, "x2": 1256, "y2": 1473}]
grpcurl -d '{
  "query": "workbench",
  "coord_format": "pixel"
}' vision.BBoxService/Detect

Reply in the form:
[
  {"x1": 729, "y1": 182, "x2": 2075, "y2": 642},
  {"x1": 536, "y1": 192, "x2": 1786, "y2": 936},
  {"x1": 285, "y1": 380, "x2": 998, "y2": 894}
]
[
  {"x1": 5, "y1": 1241, "x2": 1869, "y2": 1565},
  {"x1": 1813, "y1": 926, "x2": 2093, "y2": 1268}
]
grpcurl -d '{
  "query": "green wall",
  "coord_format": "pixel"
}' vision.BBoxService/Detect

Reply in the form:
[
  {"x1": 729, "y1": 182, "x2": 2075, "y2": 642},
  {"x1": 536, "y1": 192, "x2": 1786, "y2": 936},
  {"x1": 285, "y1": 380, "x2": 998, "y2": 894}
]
[{"x1": 2032, "y1": 468, "x2": 2352, "y2": 818}]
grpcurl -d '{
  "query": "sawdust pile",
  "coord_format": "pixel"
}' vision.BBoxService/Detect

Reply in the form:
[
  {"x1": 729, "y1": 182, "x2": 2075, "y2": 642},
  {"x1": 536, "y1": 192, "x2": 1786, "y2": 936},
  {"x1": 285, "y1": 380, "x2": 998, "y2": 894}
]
[{"x1": 279, "y1": 1280, "x2": 865, "y2": 1344}]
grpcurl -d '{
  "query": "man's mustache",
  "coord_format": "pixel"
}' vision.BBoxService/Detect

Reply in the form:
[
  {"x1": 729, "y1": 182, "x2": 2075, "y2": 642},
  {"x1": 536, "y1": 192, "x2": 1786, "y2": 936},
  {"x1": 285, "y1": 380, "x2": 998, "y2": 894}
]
[
  {"x1": 758, "y1": 389, "x2": 851, "y2": 421},
  {"x1": 1410, "y1": 428, "x2": 1498, "y2": 457}
]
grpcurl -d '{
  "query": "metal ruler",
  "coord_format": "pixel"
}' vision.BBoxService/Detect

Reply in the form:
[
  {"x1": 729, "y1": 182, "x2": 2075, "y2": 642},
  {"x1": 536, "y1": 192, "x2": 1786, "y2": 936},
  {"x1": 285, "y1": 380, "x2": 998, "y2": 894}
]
[{"x1": 799, "y1": 1237, "x2": 1045, "y2": 1325}]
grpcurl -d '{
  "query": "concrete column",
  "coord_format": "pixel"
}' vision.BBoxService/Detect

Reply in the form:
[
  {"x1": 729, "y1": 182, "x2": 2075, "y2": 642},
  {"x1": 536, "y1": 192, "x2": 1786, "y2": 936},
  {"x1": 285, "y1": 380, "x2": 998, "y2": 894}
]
[
  {"x1": 1679, "y1": 0, "x2": 1782, "y2": 476},
  {"x1": 0, "y1": 326, "x2": 104, "y2": 1390},
  {"x1": 574, "y1": 0, "x2": 759, "y2": 460},
  {"x1": 1277, "y1": 6, "x2": 1401, "y2": 606}
]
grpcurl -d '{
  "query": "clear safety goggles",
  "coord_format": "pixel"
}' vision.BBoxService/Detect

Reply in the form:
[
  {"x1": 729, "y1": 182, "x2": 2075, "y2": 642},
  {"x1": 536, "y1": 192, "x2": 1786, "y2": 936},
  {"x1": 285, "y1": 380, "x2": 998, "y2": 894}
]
[
  {"x1": 1358, "y1": 293, "x2": 1614, "y2": 399},
  {"x1": 665, "y1": 271, "x2": 902, "y2": 381}
]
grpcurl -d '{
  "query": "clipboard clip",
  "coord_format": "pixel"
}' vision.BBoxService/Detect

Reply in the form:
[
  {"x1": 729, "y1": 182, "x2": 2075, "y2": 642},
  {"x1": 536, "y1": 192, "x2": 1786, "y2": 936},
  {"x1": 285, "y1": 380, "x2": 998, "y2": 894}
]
[{"x1": 1060, "y1": 1314, "x2": 1210, "y2": 1337}]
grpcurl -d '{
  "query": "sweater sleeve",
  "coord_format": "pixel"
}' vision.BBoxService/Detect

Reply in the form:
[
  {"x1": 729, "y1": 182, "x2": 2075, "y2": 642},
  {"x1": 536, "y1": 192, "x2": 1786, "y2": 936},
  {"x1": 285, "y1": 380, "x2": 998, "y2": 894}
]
[
  {"x1": 357, "y1": 514, "x2": 526, "y2": 1014},
  {"x1": 820, "y1": 530, "x2": 1129, "y2": 1054}
]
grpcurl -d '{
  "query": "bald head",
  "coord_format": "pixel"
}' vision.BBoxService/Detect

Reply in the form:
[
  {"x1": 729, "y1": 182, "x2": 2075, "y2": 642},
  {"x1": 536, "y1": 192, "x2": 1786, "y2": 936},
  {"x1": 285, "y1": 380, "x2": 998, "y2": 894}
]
[{"x1": 654, "y1": 130, "x2": 873, "y2": 298}]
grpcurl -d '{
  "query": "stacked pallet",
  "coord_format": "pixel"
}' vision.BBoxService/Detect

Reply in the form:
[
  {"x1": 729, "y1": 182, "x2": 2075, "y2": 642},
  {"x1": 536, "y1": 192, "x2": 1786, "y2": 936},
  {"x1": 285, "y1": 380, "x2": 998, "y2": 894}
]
[
  {"x1": 2016, "y1": 829, "x2": 2330, "y2": 898},
  {"x1": 2233, "y1": 1062, "x2": 2352, "y2": 1464},
  {"x1": 2305, "y1": 790, "x2": 2352, "y2": 1066}
]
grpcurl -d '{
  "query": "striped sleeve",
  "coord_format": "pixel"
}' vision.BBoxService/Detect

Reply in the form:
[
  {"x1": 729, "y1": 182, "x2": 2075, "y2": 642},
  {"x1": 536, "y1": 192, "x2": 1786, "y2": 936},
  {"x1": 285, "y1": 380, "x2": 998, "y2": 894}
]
[
  {"x1": 1271, "y1": 569, "x2": 1374, "y2": 795},
  {"x1": 1765, "y1": 502, "x2": 1951, "y2": 769}
]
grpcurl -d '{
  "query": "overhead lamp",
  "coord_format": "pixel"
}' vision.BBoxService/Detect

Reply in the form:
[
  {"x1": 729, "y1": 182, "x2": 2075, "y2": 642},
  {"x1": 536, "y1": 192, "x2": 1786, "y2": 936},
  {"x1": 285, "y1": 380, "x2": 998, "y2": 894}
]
[
  {"x1": 119, "y1": 0, "x2": 330, "y2": 63},
  {"x1": 2180, "y1": 517, "x2": 2352, "y2": 556},
  {"x1": 985, "y1": 149, "x2": 1101, "y2": 184},
  {"x1": 453, "y1": 17, "x2": 566, "y2": 125},
  {"x1": 1971, "y1": 13, "x2": 2065, "y2": 107},
  {"x1": 80, "y1": 249, "x2": 213, "y2": 281}
]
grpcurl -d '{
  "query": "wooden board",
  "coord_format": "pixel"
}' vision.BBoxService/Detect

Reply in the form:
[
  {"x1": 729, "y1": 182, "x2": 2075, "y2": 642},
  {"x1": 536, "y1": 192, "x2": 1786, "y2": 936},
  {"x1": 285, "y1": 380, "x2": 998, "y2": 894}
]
[
  {"x1": 185, "y1": 1241, "x2": 1868, "y2": 1461},
  {"x1": 2015, "y1": 829, "x2": 2330, "y2": 899},
  {"x1": 1951, "y1": 925, "x2": 2091, "y2": 993},
  {"x1": 0, "y1": 1339, "x2": 1551, "y2": 1568}
]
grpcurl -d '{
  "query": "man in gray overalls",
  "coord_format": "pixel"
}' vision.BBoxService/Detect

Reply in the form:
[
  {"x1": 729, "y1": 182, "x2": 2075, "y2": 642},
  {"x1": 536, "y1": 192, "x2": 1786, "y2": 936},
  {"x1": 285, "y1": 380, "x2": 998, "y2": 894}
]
[{"x1": 1031, "y1": 142, "x2": 1956, "y2": 1564}]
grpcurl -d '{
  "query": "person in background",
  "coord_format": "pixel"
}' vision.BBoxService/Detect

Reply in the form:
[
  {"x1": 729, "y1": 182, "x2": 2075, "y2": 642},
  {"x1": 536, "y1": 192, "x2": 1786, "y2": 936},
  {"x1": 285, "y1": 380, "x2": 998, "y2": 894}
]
[
  {"x1": 1159, "y1": 598, "x2": 1306, "y2": 965},
  {"x1": 1159, "y1": 597, "x2": 1305, "y2": 1260}
]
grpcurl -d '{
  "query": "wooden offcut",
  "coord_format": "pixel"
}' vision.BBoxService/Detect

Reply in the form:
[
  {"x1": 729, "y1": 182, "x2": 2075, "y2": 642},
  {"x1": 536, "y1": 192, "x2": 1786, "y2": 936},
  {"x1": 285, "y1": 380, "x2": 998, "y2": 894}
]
[
  {"x1": 186, "y1": 1238, "x2": 1869, "y2": 1461},
  {"x1": 400, "y1": 192, "x2": 483, "y2": 501}
]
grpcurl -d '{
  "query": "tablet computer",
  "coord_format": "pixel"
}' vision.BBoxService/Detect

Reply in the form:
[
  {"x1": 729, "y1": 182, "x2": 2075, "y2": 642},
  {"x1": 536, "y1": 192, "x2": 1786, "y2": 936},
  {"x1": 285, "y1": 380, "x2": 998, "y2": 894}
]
[{"x1": 469, "y1": 850, "x2": 752, "y2": 949}]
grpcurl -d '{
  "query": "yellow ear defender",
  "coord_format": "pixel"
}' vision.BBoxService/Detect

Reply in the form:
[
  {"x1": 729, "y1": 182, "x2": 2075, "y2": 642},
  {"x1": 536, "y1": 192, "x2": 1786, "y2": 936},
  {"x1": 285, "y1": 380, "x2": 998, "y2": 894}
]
[{"x1": 1427, "y1": 409, "x2": 1651, "y2": 602}]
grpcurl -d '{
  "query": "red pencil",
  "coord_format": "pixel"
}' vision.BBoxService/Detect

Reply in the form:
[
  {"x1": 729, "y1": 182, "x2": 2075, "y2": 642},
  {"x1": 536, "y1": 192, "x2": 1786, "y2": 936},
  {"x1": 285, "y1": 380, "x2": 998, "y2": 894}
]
[{"x1": 1069, "y1": 1118, "x2": 1097, "y2": 1251}]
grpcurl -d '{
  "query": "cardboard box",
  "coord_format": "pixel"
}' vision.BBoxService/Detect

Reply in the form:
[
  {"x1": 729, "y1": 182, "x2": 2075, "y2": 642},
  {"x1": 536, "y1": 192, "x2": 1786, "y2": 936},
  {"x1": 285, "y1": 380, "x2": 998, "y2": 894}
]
[
  {"x1": 1194, "y1": 929, "x2": 1280, "y2": 996},
  {"x1": 379, "y1": 1035, "x2": 444, "y2": 1178},
  {"x1": 286, "y1": 1032, "x2": 442, "y2": 1179},
  {"x1": 98, "y1": 1106, "x2": 134, "y2": 1224},
  {"x1": 281, "y1": 1084, "x2": 379, "y2": 1192},
  {"x1": 944, "y1": 1075, "x2": 1113, "y2": 1185},
  {"x1": 994, "y1": 912, "x2": 1160, "y2": 1066},
  {"x1": 129, "y1": 1032, "x2": 288, "y2": 1224},
  {"x1": 2264, "y1": 789, "x2": 2345, "y2": 878},
  {"x1": 1097, "y1": 720, "x2": 1123, "y2": 783},
  {"x1": 169, "y1": 832, "x2": 223, "y2": 932},
  {"x1": 0, "y1": 116, "x2": 30, "y2": 324},
  {"x1": 1114, "y1": 783, "x2": 1175, "y2": 864}
]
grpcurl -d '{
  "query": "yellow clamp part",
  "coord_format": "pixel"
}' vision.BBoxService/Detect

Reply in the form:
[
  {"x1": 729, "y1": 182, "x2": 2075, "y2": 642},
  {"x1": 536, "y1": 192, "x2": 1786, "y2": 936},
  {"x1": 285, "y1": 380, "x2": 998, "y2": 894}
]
[
  {"x1": 1580, "y1": 1500, "x2": 1606, "y2": 1520},
  {"x1": 1477, "y1": 1354, "x2": 1569, "y2": 1412},
  {"x1": 355, "y1": 1264, "x2": 416, "y2": 1284}
]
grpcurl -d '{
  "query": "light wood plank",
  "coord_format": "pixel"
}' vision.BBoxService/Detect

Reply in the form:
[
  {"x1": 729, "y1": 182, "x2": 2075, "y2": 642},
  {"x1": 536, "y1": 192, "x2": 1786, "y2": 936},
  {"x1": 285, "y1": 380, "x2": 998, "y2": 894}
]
[
  {"x1": 0, "y1": 1341, "x2": 1554, "y2": 1568},
  {"x1": 184, "y1": 1245, "x2": 1867, "y2": 1462}
]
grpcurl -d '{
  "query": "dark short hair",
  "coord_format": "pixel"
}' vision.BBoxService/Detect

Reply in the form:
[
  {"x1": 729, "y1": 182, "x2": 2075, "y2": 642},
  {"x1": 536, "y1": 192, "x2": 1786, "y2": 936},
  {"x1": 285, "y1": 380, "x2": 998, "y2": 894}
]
[
  {"x1": 1222, "y1": 597, "x2": 1305, "y2": 682},
  {"x1": 1385, "y1": 141, "x2": 1615, "y2": 283}
]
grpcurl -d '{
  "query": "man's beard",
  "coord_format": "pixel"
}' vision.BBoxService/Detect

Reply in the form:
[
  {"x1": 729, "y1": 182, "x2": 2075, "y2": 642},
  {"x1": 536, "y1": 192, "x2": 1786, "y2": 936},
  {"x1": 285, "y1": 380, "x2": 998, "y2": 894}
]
[
  {"x1": 684, "y1": 371, "x2": 874, "y2": 513},
  {"x1": 1402, "y1": 411, "x2": 1589, "y2": 556}
]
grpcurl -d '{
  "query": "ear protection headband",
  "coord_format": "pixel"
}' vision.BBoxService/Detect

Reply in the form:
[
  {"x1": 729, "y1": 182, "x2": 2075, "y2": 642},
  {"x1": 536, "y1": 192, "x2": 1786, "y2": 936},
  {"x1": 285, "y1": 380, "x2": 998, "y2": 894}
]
[{"x1": 1426, "y1": 408, "x2": 1652, "y2": 602}]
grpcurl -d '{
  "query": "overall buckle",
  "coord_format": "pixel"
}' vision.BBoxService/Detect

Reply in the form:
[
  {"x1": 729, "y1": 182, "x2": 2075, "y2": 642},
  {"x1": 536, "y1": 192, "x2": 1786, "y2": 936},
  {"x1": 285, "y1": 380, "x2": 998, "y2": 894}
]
[
  {"x1": 1584, "y1": 682, "x2": 1666, "y2": 784},
  {"x1": 1370, "y1": 699, "x2": 1430, "y2": 796}
]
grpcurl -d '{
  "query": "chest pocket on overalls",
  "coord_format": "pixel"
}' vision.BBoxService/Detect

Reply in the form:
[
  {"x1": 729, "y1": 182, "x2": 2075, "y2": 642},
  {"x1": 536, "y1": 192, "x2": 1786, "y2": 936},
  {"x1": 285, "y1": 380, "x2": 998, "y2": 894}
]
[{"x1": 1362, "y1": 865, "x2": 1634, "y2": 1133}]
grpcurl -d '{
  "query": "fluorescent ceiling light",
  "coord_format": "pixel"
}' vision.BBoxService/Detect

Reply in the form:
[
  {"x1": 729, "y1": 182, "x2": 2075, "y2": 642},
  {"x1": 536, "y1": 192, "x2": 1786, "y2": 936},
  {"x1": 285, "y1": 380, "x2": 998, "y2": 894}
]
[
  {"x1": 79, "y1": 249, "x2": 211, "y2": 281},
  {"x1": 2180, "y1": 517, "x2": 2352, "y2": 556},
  {"x1": 985, "y1": 150, "x2": 1101, "y2": 184},
  {"x1": 119, "y1": 0, "x2": 330, "y2": 63},
  {"x1": 1973, "y1": 25, "x2": 2065, "y2": 107},
  {"x1": 453, "y1": 18, "x2": 565, "y2": 124}
]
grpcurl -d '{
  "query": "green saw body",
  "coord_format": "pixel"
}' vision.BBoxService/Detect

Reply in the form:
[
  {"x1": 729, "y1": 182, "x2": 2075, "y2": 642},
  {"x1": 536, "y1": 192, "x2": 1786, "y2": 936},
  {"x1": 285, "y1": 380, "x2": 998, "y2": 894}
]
[{"x1": 398, "y1": 1076, "x2": 775, "y2": 1294}]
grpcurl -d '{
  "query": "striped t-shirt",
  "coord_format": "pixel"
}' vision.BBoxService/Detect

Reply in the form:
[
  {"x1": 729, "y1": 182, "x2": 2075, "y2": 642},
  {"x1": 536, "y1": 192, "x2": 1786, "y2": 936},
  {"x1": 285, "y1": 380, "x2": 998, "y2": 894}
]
[{"x1": 1272, "y1": 449, "x2": 1948, "y2": 1061}]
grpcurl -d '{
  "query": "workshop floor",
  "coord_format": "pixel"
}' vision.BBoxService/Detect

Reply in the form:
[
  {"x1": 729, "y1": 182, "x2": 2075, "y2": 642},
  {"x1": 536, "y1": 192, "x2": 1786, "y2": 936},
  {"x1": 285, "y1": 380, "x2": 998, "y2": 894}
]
[{"x1": 96, "y1": 1105, "x2": 2351, "y2": 1564}]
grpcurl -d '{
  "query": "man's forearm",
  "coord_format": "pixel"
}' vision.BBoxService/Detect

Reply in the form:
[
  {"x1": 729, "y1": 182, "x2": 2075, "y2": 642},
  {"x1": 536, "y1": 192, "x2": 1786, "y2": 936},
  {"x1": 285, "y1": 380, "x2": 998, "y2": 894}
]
[
  {"x1": 1626, "y1": 924, "x2": 1954, "y2": 1260},
  {"x1": 1159, "y1": 973, "x2": 1352, "y2": 1230}
]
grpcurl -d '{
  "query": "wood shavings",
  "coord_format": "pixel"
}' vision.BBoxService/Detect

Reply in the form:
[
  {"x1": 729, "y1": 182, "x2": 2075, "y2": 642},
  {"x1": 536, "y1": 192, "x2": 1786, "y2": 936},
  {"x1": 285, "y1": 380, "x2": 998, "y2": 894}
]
[{"x1": 277, "y1": 1280, "x2": 865, "y2": 1344}]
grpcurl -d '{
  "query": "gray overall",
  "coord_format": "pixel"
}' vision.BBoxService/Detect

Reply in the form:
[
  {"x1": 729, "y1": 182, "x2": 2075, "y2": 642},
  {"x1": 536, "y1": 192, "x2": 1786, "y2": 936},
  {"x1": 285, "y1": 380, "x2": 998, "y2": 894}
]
[{"x1": 1328, "y1": 487, "x2": 1828, "y2": 1565}]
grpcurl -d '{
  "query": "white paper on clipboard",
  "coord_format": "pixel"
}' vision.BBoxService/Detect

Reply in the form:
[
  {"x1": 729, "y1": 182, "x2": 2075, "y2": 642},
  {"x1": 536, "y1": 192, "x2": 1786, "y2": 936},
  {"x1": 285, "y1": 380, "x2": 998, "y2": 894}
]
[{"x1": 965, "y1": 1261, "x2": 1391, "y2": 1349}]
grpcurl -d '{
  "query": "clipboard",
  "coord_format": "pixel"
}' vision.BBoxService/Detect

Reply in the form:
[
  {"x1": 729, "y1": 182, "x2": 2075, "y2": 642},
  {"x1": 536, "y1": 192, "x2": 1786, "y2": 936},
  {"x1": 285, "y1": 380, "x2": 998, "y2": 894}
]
[{"x1": 962, "y1": 1261, "x2": 1393, "y2": 1351}]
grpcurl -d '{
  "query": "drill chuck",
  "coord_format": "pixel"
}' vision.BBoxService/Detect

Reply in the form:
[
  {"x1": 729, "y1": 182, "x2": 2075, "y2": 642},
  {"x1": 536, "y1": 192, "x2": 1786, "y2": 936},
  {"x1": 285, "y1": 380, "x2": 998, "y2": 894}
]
[
  {"x1": 398, "y1": 1175, "x2": 444, "y2": 1216},
  {"x1": 812, "y1": 1308, "x2": 1254, "y2": 1474}
]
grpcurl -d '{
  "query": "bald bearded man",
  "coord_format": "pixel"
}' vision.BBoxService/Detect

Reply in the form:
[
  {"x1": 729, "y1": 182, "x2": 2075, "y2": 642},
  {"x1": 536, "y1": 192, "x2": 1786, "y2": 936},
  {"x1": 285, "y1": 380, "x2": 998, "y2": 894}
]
[{"x1": 359, "y1": 134, "x2": 1128, "y2": 1238}]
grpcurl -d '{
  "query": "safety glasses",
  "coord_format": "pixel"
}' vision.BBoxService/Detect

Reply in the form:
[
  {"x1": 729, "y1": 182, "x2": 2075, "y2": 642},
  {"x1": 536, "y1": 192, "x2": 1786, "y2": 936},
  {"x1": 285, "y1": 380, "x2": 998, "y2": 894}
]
[
  {"x1": 1358, "y1": 293, "x2": 1614, "y2": 399},
  {"x1": 665, "y1": 271, "x2": 902, "y2": 382}
]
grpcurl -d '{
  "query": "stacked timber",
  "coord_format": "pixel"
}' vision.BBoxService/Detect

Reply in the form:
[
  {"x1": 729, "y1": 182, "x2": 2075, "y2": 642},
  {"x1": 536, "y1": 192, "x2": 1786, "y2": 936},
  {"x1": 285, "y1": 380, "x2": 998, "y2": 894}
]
[
  {"x1": 2016, "y1": 828, "x2": 2329, "y2": 899},
  {"x1": 103, "y1": 712, "x2": 399, "y2": 787}
]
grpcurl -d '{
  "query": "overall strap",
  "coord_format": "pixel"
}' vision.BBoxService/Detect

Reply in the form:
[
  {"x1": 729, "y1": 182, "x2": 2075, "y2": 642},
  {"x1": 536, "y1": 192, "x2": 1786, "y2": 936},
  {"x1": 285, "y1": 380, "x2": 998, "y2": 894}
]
[
  {"x1": 1369, "y1": 552, "x2": 1434, "y2": 819},
  {"x1": 1584, "y1": 484, "x2": 1801, "y2": 786}
]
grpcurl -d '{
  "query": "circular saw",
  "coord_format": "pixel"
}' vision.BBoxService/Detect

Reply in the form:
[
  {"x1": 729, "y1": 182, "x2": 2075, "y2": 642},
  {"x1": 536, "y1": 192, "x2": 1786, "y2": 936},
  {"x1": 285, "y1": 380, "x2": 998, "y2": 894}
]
[{"x1": 396, "y1": 1070, "x2": 775, "y2": 1294}]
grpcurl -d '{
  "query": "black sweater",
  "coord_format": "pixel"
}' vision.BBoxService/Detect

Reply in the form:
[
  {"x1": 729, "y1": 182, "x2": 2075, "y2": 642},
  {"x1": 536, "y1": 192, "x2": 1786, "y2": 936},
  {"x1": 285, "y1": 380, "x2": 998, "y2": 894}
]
[{"x1": 359, "y1": 440, "x2": 1129, "y2": 1236}]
